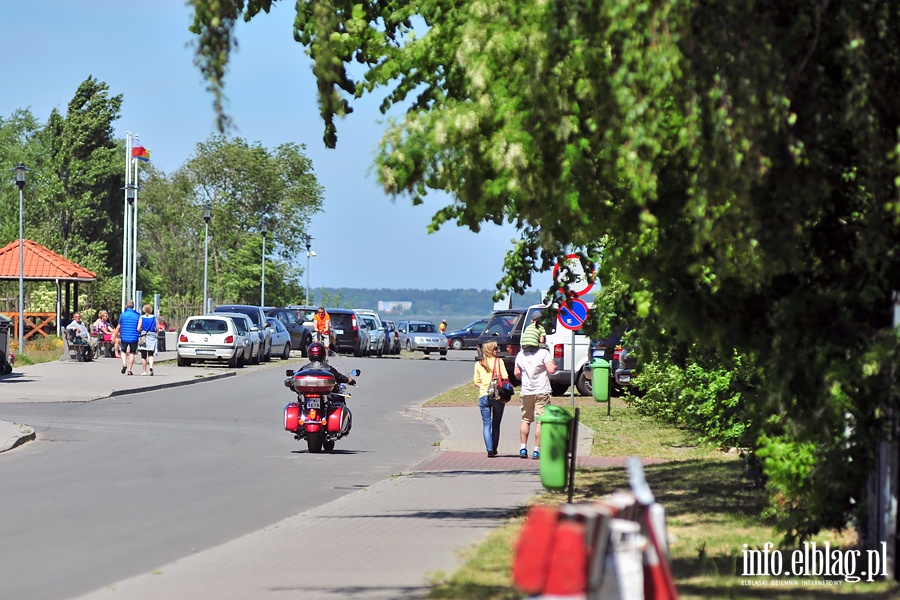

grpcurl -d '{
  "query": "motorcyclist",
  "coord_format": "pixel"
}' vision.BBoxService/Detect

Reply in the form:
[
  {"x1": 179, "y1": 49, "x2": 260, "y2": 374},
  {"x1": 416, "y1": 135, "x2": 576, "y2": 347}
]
[{"x1": 294, "y1": 341, "x2": 356, "y2": 390}]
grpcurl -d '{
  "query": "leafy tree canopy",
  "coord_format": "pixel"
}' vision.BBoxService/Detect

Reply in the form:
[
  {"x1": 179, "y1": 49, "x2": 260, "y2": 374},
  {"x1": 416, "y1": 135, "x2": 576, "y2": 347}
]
[{"x1": 190, "y1": 0, "x2": 900, "y2": 540}]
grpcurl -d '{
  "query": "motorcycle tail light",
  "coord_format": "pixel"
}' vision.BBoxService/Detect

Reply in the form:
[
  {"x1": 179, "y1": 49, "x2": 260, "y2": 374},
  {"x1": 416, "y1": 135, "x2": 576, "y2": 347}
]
[
  {"x1": 309, "y1": 409, "x2": 318, "y2": 420},
  {"x1": 554, "y1": 344, "x2": 564, "y2": 359}
]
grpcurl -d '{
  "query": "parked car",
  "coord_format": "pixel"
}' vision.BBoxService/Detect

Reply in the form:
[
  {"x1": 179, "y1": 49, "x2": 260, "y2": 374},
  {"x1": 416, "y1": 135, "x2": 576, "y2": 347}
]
[
  {"x1": 325, "y1": 308, "x2": 370, "y2": 357},
  {"x1": 397, "y1": 320, "x2": 448, "y2": 356},
  {"x1": 213, "y1": 304, "x2": 272, "y2": 361},
  {"x1": 355, "y1": 309, "x2": 389, "y2": 357},
  {"x1": 212, "y1": 311, "x2": 261, "y2": 365},
  {"x1": 286, "y1": 305, "x2": 319, "y2": 330},
  {"x1": 614, "y1": 346, "x2": 639, "y2": 390},
  {"x1": 266, "y1": 317, "x2": 293, "y2": 360},
  {"x1": 444, "y1": 318, "x2": 489, "y2": 350},
  {"x1": 580, "y1": 335, "x2": 640, "y2": 396},
  {"x1": 176, "y1": 315, "x2": 246, "y2": 368},
  {"x1": 384, "y1": 320, "x2": 401, "y2": 354},
  {"x1": 475, "y1": 309, "x2": 526, "y2": 382},
  {"x1": 265, "y1": 307, "x2": 312, "y2": 356}
]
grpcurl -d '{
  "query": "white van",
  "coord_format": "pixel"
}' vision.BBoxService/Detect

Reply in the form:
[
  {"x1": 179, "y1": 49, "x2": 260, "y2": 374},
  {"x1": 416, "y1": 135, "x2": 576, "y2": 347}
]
[{"x1": 519, "y1": 304, "x2": 592, "y2": 396}]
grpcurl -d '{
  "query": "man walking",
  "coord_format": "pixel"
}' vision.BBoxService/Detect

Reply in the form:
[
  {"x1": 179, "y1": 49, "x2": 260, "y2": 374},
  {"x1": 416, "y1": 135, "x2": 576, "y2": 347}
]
[
  {"x1": 514, "y1": 337, "x2": 557, "y2": 459},
  {"x1": 118, "y1": 300, "x2": 141, "y2": 375}
]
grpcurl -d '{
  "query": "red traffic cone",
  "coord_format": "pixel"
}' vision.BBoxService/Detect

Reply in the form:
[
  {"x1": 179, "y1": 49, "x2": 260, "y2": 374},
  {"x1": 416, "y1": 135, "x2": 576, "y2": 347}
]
[
  {"x1": 511, "y1": 505, "x2": 559, "y2": 594},
  {"x1": 543, "y1": 519, "x2": 588, "y2": 595}
]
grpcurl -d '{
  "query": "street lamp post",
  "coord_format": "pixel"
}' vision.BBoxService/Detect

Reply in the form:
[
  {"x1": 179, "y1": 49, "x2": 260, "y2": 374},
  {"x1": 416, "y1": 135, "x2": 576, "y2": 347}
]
[
  {"x1": 305, "y1": 236, "x2": 315, "y2": 306},
  {"x1": 13, "y1": 164, "x2": 29, "y2": 356},
  {"x1": 260, "y1": 221, "x2": 268, "y2": 307},
  {"x1": 203, "y1": 205, "x2": 211, "y2": 313}
]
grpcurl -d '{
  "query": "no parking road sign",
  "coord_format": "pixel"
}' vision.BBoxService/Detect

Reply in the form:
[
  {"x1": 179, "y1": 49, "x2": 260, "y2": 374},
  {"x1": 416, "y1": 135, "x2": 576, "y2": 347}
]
[{"x1": 558, "y1": 298, "x2": 589, "y2": 331}]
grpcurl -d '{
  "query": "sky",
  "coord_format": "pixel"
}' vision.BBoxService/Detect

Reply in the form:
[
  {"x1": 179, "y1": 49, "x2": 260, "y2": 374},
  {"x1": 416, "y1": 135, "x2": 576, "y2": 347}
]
[{"x1": 1, "y1": 2, "x2": 555, "y2": 294}]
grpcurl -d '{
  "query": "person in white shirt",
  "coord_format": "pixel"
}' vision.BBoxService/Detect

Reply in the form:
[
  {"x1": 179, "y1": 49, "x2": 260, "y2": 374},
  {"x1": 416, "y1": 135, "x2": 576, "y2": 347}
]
[{"x1": 514, "y1": 344, "x2": 557, "y2": 459}]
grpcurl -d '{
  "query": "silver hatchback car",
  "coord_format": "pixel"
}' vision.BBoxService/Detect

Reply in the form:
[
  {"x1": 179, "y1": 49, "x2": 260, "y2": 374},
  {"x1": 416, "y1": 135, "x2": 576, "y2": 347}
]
[
  {"x1": 397, "y1": 320, "x2": 448, "y2": 356},
  {"x1": 177, "y1": 315, "x2": 248, "y2": 368}
]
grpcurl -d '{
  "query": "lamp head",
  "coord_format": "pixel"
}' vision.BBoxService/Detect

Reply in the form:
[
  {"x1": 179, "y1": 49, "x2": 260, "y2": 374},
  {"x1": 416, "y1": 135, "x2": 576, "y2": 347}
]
[
  {"x1": 12, "y1": 163, "x2": 30, "y2": 190},
  {"x1": 203, "y1": 205, "x2": 212, "y2": 223}
]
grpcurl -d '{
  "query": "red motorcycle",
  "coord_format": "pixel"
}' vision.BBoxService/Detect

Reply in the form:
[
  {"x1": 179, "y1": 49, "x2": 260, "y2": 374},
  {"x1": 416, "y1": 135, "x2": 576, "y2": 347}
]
[{"x1": 283, "y1": 367, "x2": 360, "y2": 453}]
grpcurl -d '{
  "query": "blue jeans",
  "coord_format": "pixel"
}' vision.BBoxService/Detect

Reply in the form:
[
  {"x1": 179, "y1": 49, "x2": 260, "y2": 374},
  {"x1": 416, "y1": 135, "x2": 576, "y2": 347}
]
[{"x1": 479, "y1": 395, "x2": 505, "y2": 452}]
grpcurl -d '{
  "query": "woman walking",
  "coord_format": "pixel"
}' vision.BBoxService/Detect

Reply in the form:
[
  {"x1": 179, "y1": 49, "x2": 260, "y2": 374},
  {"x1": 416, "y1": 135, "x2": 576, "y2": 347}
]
[
  {"x1": 474, "y1": 340, "x2": 509, "y2": 457},
  {"x1": 137, "y1": 304, "x2": 158, "y2": 376}
]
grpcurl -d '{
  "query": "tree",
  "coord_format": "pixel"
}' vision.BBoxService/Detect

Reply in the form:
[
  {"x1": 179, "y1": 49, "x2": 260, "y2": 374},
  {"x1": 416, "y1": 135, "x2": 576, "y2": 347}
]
[
  {"x1": 138, "y1": 135, "x2": 320, "y2": 308},
  {"x1": 37, "y1": 77, "x2": 124, "y2": 272},
  {"x1": 190, "y1": 1, "x2": 900, "y2": 541}
]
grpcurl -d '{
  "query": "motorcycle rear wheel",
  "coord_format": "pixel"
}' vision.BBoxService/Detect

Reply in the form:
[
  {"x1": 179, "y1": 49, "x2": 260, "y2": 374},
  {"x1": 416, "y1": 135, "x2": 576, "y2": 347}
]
[{"x1": 307, "y1": 432, "x2": 323, "y2": 453}]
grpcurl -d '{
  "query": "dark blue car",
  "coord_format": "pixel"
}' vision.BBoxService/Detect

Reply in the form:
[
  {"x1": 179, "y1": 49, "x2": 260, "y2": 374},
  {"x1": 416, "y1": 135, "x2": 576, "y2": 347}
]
[{"x1": 445, "y1": 319, "x2": 489, "y2": 350}]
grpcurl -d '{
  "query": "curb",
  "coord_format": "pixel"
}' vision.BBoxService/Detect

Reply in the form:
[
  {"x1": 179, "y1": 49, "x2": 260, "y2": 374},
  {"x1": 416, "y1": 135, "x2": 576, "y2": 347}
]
[
  {"x1": 0, "y1": 423, "x2": 36, "y2": 454},
  {"x1": 107, "y1": 371, "x2": 236, "y2": 397}
]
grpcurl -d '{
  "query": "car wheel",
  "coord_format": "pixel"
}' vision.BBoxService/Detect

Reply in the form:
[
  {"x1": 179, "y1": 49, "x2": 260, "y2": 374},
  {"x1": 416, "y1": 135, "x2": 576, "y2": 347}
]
[
  {"x1": 405, "y1": 340, "x2": 412, "y2": 352},
  {"x1": 575, "y1": 372, "x2": 592, "y2": 396},
  {"x1": 282, "y1": 342, "x2": 291, "y2": 360},
  {"x1": 423, "y1": 350, "x2": 430, "y2": 355},
  {"x1": 264, "y1": 342, "x2": 272, "y2": 362},
  {"x1": 253, "y1": 348, "x2": 261, "y2": 365},
  {"x1": 229, "y1": 353, "x2": 240, "y2": 368},
  {"x1": 177, "y1": 355, "x2": 188, "y2": 367},
  {"x1": 439, "y1": 348, "x2": 447, "y2": 356},
  {"x1": 450, "y1": 338, "x2": 464, "y2": 350}
]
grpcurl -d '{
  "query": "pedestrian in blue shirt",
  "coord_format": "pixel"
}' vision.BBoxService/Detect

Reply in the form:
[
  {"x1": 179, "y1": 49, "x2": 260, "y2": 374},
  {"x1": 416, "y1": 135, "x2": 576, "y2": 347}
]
[{"x1": 118, "y1": 300, "x2": 141, "y2": 375}]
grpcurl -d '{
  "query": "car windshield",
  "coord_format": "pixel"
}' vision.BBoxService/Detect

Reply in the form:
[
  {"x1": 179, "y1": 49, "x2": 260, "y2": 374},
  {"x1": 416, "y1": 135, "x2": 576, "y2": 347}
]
[
  {"x1": 187, "y1": 319, "x2": 228, "y2": 334},
  {"x1": 413, "y1": 323, "x2": 437, "y2": 333},
  {"x1": 217, "y1": 306, "x2": 260, "y2": 326},
  {"x1": 485, "y1": 315, "x2": 518, "y2": 336}
]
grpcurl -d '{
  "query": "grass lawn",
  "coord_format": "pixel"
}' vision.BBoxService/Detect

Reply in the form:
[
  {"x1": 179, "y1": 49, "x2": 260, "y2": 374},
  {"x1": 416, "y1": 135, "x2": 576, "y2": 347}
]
[{"x1": 423, "y1": 388, "x2": 900, "y2": 599}]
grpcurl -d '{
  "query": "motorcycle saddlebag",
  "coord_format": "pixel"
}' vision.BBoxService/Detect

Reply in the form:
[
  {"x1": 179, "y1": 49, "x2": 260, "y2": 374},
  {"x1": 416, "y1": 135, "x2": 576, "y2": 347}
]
[
  {"x1": 284, "y1": 402, "x2": 300, "y2": 431},
  {"x1": 327, "y1": 405, "x2": 352, "y2": 434}
]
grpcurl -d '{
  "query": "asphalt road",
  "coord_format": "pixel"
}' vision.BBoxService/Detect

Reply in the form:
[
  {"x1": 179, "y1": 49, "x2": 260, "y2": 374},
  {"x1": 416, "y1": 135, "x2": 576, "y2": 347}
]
[{"x1": 0, "y1": 355, "x2": 474, "y2": 600}]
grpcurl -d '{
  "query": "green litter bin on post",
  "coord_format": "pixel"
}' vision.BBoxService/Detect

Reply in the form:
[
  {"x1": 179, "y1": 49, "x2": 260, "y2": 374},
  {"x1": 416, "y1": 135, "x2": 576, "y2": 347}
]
[
  {"x1": 591, "y1": 358, "x2": 610, "y2": 402},
  {"x1": 537, "y1": 405, "x2": 573, "y2": 490}
]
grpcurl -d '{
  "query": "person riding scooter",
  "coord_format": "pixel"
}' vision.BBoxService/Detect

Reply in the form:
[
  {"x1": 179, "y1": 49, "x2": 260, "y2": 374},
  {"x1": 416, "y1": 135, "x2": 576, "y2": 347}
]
[{"x1": 294, "y1": 342, "x2": 356, "y2": 390}]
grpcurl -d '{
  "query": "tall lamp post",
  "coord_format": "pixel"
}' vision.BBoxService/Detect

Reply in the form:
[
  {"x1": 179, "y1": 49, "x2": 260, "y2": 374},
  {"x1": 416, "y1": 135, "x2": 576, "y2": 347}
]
[
  {"x1": 305, "y1": 235, "x2": 315, "y2": 306},
  {"x1": 260, "y1": 221, "x2": 268, "y2": 307},
  {"x1": 203, "y1": 205, "x2": 211, "y2": 313},
  {"x1": 13, "y1": 164, "x2": 29, "y2": 356}
]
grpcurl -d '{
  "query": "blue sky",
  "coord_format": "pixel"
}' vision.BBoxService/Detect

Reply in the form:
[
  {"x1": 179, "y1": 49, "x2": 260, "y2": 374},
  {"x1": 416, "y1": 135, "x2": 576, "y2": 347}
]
[{"x1": 1, "y1": 1, "x2": 554, "y2": 293}]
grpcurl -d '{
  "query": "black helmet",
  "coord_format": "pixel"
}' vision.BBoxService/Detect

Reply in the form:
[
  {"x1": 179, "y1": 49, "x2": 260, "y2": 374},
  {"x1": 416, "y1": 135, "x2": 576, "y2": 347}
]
[{"x1": 307, "y1": 342, "x2": 326, "y2": 362}]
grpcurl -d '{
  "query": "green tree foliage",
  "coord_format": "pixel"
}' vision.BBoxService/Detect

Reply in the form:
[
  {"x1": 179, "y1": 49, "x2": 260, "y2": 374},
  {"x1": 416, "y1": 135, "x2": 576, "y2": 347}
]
[
  {"x1": 190, "y1": 1, "x2": 900, "y2": 540},
  {"x1": 37, "y1": 77, "x2": 124, "y2": 272},
  {"x1": 138, "y1": 135, "x2": 321, "y2": 308}
]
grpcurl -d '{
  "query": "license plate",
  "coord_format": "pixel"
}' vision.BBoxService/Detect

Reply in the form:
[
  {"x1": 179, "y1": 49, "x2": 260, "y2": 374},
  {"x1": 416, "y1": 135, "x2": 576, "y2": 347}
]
[
  {"x1": 196, "y1": 349, "x2": 215, "y2": 355},
  {"x1": 334, "y1": 329, "x2": 344, "y2": 335},
  {"x1": 592, "y1": 350, "x2": 606, "y2": 358},
  {"x1": 618, "y1": 374, "x2": 631, "y2": 383},
  {"x1": 306, "y1": 398, "x2": 321, "y2": 409}
]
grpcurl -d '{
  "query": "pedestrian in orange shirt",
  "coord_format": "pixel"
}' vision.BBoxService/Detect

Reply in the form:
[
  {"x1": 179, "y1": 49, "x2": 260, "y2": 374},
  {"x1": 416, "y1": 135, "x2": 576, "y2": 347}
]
[{"x1": 313, "y1": 306, "x2": 333, "y2": 353}]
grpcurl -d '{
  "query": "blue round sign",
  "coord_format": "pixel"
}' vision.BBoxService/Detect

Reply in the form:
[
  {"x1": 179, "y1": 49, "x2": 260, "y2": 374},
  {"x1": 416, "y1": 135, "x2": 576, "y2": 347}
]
[{"x1": 558, "y1": 298, "x2": 589, "y2": 330}]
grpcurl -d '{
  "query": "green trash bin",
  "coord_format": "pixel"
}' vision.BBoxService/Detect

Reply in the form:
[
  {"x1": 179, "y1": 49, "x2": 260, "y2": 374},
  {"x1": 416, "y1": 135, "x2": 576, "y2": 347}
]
[
  {"x1": 591, "y1": 358, "x2": 610, "y2": 402},
  {"x1": 537, "y1": 405, "x2": 573, "y2": 490}
]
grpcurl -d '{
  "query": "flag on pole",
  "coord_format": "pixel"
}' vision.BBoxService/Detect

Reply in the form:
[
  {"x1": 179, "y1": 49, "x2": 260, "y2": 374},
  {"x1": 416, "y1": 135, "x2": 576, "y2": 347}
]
[{"x1": 132, "y1": 146, "x2": 150, "y2": 162}]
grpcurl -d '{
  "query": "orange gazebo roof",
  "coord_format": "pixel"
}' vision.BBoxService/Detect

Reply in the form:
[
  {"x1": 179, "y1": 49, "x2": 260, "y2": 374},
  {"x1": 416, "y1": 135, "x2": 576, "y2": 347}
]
[{"x1": 0, "y1": 239, "x2": 96, "y2": 282}]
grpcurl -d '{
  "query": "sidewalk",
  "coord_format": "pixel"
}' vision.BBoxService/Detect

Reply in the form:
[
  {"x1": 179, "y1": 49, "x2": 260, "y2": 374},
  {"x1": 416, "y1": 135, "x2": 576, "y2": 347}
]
[{"x1": 1, "y1": 354, "x2": 605, "y2": 599}]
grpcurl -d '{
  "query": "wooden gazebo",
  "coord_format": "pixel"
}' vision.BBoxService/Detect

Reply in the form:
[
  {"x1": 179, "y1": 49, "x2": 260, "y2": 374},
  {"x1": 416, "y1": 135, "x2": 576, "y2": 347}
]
[{"x1": 0, "y1": 239, "x2": 96, "y2": 340}]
